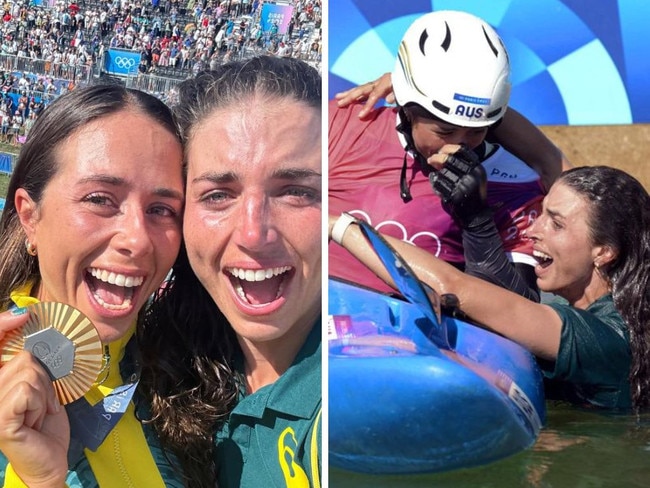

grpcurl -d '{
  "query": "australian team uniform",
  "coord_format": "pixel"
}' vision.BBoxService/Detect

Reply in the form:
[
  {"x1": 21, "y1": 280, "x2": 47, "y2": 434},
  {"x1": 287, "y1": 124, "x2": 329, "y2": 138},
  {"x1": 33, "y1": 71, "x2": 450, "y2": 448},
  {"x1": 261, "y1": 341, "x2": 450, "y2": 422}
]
[
  {"x1": 329, "y1": 100, "x2": 545, "y2": 294},
  {"x1": 541, "y1": 294, "x2": 631, "y2": 410},
  {"x1": 0, "y1": 285, "x2": 184, "y2": 488},
  {"x1": 214, "y1": 320, "x2": 321, "y2": 488}
]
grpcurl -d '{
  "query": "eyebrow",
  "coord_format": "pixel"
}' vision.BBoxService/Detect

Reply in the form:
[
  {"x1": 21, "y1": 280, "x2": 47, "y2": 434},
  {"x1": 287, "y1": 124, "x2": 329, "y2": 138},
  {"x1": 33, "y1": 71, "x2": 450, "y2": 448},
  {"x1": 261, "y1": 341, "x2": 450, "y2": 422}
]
[
  {"x1": 78, "y1": 174, "x2": 184, "y2": 200},
  {"x1": 192, "y1": 168, "x2": 322, "y2": 185},
  {"x1": 191, "y1": 171, "x2": 238, "y2": 185},
  {"x1": 546, "y1": 208, "x2": 564, "y2": 221},
  {"x1": 272, "y1": 168, "x2": 322, "y2": 180}
]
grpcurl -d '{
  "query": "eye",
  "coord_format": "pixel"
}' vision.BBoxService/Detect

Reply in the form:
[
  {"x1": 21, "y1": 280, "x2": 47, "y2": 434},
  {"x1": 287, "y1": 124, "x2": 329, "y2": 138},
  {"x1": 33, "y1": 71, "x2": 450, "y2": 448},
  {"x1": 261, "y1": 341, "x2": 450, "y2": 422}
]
[
  {"x1": 148, "y1": 204, "x2": 180, "y2": 218},
  {"x1": 280, "y1": 186, "x2": 321, "y2": 205},
  {"x1": 285, "y1": 186, "x2": 316, "y2": 197},
  {"x1": 82, "y1": 193, "x2": 113, "y2": 207},
  {"x1": 199, "y1": 189, "x2": 234, "y2": 208}
]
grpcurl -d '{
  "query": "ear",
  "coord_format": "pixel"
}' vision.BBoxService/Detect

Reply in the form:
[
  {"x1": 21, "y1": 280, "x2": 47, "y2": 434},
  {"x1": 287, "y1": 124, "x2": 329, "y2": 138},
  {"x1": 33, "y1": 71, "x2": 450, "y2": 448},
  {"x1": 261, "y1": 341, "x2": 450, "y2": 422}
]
[
  {"x1": 593, "y1": 245, "x2": 617, "y2": 268},
  {"x1": 14, "y1": 188, "x2": 39, "y2": 243}
]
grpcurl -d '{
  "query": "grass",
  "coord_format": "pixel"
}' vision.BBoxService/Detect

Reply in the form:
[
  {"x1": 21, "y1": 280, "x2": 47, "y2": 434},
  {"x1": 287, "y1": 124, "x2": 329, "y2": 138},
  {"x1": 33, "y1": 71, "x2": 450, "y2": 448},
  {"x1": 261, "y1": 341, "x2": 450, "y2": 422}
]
[
  {"x1": 0, "y1": 143, "x2": 19, "y2": 200},
  {"x1": 0, "y1": 172, "x2": 10, "y2": 199}
]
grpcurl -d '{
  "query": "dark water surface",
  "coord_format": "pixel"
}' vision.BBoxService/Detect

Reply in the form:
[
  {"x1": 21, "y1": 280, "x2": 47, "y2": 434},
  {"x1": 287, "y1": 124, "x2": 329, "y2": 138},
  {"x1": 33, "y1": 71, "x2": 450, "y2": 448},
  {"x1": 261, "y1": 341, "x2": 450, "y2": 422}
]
[{"x1": 329, "y1": 403, "x2": 650, "y2": 487}]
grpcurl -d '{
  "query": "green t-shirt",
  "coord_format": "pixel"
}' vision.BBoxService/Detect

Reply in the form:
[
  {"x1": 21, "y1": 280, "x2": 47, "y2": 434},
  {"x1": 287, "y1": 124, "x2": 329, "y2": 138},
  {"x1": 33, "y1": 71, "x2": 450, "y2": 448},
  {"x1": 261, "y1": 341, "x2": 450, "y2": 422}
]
[
  {"x1": 540, "y1": 294, "x2": 631, "y2": 409},
  {"x1": 215, "y1": 320, "x2": 322, "y2": 488}
]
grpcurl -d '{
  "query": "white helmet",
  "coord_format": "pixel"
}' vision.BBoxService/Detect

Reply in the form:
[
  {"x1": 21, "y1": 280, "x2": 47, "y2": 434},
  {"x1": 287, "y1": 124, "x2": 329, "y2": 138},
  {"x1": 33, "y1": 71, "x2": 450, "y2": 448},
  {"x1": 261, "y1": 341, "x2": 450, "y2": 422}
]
[{"x1": 392, "y1": 10, "x2": 510, "y2": 127}]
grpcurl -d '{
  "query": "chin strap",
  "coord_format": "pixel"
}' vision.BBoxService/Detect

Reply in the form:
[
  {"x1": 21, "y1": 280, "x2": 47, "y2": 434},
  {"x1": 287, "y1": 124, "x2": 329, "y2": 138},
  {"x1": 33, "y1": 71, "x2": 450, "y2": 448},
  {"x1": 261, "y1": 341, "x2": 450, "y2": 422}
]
[
  {"x1": 399, "y1": 151, "x2": 412, "y2": 202},
  {"x1": 397, "y1": 107, "x2": 418, "y2": 203}
]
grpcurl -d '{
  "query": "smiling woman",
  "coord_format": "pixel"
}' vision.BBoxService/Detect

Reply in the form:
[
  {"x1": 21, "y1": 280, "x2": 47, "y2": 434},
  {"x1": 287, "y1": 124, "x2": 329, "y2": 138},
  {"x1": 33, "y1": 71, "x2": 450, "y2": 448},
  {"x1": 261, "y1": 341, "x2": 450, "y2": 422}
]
[
  {"x1": 0, "y1": 85, "x2": 186, "y2": 487},
  {"x1": 329, "y1": 166, "x2": 650, "y2": 412},
  {"x1": 138, "y1": 55, "x2": 322, "y2": 488}
]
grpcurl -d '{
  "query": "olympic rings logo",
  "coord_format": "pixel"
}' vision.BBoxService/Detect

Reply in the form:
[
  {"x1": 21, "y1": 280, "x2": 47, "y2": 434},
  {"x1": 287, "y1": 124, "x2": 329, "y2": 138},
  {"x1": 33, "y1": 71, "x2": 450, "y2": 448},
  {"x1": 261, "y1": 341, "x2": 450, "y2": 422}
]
[
  {"x1": 347, "y1": 210, "x2": 443, "y2": 256},
  {"x1": 114, "y1": 56, "x2": 137, "y2": 69}
]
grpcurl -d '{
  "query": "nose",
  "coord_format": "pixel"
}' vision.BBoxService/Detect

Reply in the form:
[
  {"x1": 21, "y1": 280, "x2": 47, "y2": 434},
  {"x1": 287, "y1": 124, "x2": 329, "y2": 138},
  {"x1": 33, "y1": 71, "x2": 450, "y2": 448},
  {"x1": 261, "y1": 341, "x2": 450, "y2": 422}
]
[
  {"x1": 235, "y1": 192, "x2": 278, "y2": 250},
  {"x1": 115, "y1": 207, "x2": 155, "y2": 256},
  {"x1": 526, "y1": 214, "x2": 543, "y2": 242}
]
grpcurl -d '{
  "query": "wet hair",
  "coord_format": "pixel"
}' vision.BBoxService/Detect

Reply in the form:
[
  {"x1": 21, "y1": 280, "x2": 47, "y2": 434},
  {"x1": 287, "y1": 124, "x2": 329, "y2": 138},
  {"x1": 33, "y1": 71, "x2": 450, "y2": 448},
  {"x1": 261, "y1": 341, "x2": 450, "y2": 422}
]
[
  {"x1": 0, "y1": 84, "x2": 180, "y2": 311},
  {"x1": 174, "y1": 54, "x2": 321, "y2": 150},
  {"x1": 558, "y1": 166, "x2": 650, "y2": 411},
  {"x1": 138, "y1": 55, "x2": 321, "y2": 487}
]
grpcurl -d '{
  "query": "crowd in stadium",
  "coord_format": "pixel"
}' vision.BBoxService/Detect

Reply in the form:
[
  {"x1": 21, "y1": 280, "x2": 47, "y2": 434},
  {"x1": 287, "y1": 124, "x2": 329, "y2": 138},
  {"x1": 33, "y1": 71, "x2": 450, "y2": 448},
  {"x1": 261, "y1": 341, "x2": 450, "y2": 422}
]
[{"x1": 0, "y1": 0, "x2": 322, "y2": 143}]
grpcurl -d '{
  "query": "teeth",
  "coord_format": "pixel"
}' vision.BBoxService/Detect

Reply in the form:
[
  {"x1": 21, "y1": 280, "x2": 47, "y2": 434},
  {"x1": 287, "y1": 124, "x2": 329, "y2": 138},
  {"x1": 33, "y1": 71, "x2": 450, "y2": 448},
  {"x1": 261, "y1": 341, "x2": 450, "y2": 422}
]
[
  {"x1": 229, "y1": 266, "x2": 290, "y2": 306},
  {"x1": 233, "y1": 275, "x2": 286, "y2": 305},
  {"x1": 228, "y1": 266, "x2": 291, "y2": 282},
  {"x1": 89, "y1": 268, "x2": 144, "y2": 287},
  {"x1": 93, "y1": 293, "x2": 134, "y2": 311},
  {"x1": 235, "y1": 282, "x2": 246, "y2": 300},
  {"x1": 533, "y1": 250, "x2": 552, "y2": 262}
]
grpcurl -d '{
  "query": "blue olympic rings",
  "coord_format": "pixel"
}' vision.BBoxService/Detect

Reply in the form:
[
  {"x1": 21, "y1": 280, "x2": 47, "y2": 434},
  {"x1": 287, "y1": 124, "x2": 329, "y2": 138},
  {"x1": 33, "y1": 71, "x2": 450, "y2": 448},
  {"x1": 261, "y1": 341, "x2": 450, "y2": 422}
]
[{"x1": 114, "y1": 56, "x2": 137, "y2": 69}]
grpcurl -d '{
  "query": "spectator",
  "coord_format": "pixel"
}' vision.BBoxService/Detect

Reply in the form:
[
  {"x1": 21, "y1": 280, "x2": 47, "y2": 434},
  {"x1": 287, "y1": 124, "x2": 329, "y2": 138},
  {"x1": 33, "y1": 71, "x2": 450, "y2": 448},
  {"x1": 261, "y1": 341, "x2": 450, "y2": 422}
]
[{"x1": 0, "y1": 0, "x2": 321, "y2": 102}]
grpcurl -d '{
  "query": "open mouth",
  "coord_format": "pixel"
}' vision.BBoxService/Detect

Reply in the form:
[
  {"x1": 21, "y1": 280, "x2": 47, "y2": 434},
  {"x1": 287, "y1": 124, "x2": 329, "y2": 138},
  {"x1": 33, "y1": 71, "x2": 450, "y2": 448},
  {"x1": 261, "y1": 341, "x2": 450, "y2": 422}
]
[
  {"x1": 228, "y1": 266, "x2": 292, "y2": 306},
  {"x1": 533, "y1": 250, "x2": 553, "y2": 269},
  {"x1": 86, "y1": 268, "x2": 144, "y2": 311}
]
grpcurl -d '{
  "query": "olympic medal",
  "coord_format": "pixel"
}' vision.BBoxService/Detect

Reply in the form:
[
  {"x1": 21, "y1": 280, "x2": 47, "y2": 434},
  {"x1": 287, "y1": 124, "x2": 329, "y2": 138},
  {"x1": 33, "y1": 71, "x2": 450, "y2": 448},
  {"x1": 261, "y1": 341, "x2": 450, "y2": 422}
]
[{"x1": 1, "y1": 302, "x2": 104, "y2": 404}]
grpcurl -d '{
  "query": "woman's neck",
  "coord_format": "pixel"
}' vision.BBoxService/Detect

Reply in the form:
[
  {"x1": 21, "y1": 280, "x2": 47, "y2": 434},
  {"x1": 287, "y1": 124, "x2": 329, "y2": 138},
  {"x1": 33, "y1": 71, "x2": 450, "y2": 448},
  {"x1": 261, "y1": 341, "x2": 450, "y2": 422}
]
[
  {"x1": 239, "y1": 319, "x2": 314, "y2": 394},
  {"x1": 566, "y1": 273, "x2": 611, "y2": 309}
]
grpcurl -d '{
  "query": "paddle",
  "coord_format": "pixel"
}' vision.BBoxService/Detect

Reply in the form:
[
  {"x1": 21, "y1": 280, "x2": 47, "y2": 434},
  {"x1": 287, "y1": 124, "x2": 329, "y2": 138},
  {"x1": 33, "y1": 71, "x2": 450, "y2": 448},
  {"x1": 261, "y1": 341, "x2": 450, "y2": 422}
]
[{"x1": 356, "y1": 220, "x2": 450, "y2": 350}]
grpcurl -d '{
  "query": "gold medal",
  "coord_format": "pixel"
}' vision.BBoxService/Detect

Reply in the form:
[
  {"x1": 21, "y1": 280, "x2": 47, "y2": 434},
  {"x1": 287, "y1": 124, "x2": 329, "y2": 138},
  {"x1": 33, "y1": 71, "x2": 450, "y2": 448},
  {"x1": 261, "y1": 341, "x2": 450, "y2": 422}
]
[{"x1": 1, "y1": 302, "x2": 104, "y2": 405}]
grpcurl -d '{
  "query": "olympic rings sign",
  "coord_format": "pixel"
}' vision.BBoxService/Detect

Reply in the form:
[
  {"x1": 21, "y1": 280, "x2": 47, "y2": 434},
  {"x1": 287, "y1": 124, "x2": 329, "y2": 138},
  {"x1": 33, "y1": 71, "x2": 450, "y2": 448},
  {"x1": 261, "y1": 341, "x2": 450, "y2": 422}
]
[
  {"x1": 105, "y1": 50, "x2": 141, "y2": 75},
  {"x1": 114, "y1": 56, "x2": 137, "y2": 69}
]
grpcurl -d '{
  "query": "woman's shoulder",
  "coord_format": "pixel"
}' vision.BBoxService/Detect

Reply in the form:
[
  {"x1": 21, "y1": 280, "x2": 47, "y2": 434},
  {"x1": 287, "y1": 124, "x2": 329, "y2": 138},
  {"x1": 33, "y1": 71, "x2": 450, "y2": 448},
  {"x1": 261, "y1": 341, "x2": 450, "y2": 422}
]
[{"x1": 549, "y1": 294, "x2": 627, "y2": 341}]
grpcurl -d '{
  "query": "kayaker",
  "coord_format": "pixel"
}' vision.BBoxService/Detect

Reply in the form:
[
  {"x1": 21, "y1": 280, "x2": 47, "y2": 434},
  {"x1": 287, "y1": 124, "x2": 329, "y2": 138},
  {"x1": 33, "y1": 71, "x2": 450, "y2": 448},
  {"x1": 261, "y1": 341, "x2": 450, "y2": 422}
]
[
  {"x1": 329, "y1": 10, "x2": 571, "y2": 301},
  {"x1": 329, "y1": 165, "x2": 650, "y2": 411}
]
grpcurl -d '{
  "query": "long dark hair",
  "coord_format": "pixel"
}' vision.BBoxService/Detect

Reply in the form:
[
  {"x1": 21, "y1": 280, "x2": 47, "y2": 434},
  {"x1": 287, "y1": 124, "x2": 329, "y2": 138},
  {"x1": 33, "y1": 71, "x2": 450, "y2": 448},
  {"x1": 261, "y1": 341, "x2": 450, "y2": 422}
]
[
  {"x1": 138, "y1": 55, "x2": 321, "y2": 487},
  {"x1": 0, "y1": 84, "x2": 180, "y2": 311},
  {"x1": 138, "y1": 245, "x2": 238, "y2": 488},
  {"x1": 559, "y1": 166, "x2": 650, "y2": 411}
]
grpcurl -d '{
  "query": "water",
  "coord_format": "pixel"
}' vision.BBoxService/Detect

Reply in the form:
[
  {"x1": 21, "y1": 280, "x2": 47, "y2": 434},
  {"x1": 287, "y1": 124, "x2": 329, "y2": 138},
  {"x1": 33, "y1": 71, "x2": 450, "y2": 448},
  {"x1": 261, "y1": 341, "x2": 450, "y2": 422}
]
[{"x1": 329, "y1": 403, "x2": 650, "y2": 487}]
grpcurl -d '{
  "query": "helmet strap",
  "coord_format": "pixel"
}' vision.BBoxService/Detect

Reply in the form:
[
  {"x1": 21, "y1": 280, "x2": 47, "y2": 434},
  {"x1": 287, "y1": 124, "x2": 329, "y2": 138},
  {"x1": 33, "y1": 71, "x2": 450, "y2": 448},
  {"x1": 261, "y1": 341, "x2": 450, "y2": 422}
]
[
  {"x1": 399, "y1": 151, "x2": 412, "y2": 202},
  {"x1": 397, "y1": 107, "x2": 428, "y2": 202}
]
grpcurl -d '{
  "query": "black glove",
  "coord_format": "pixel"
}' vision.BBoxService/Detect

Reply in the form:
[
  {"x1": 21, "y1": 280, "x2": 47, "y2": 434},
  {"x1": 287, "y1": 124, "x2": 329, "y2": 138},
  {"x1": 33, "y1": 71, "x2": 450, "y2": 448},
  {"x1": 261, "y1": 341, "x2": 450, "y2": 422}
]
[{"x1": 430, "y1": 145, "x2": 491, "y2": 229}]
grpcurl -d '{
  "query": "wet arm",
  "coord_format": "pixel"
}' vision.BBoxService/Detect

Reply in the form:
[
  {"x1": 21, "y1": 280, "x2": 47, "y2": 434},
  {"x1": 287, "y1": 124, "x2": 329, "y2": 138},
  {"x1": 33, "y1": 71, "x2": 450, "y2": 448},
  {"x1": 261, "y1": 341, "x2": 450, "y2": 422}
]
[
  {"x1": 490, "y1": 108, "x2": 572, "y2": 191},
  {"x1": 329, "y1": 215, "x2": 562, "y2": 359},
  {"x1": 430, "y1": 145, "x2": 539, "y2": 301}
]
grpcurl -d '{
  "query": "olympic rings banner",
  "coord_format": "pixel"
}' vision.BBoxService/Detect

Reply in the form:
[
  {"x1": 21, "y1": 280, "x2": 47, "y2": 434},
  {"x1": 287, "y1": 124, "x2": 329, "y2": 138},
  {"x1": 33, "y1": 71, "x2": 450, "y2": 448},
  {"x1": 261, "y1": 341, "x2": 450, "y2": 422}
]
[
  {"x1": 104, "y1": 49, "x2": 141, "y2": 77},
  {"x1": 329, "y1": 0, "x2": 650, "y2": 125}
]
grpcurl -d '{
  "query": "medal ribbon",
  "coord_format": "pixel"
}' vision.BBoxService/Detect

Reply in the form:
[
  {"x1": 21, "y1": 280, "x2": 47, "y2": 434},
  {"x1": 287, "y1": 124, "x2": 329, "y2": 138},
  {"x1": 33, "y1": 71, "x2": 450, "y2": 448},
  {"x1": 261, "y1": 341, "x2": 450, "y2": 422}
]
[
  {"x1": 67, "y1": 379, "x2": 139, "y2": 452},
  {"x1": 66, "y1": 335, "x2": 141, "y2": 464}
]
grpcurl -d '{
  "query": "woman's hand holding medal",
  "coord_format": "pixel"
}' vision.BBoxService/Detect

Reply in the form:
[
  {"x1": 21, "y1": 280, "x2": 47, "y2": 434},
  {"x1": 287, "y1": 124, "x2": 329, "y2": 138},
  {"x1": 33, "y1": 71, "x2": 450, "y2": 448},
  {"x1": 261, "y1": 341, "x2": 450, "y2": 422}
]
[{"x1": 0, "y1": 308, "x2": 70, "y2": 488}]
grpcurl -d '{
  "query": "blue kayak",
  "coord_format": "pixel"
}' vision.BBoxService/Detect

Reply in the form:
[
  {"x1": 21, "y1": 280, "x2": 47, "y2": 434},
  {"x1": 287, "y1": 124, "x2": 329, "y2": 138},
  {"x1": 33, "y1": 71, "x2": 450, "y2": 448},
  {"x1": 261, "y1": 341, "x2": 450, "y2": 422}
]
[{"x1": 328, "y1": 278, "x2": 546, "y2": 474}]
